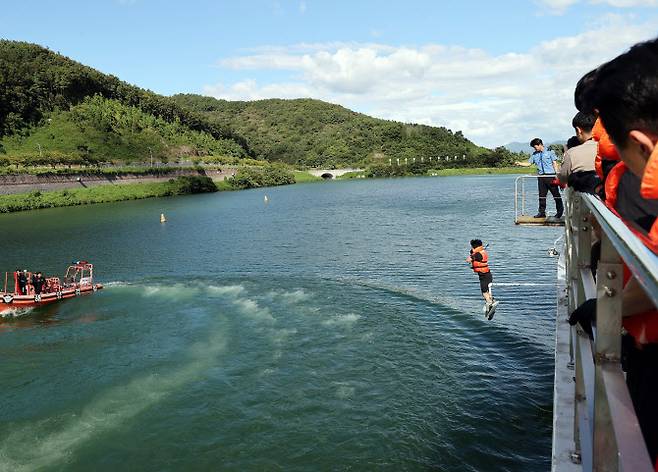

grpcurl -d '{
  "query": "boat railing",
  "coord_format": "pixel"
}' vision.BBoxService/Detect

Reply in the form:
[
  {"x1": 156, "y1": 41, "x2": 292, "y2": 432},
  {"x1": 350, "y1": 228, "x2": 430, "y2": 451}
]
[
  {"x1": 514, "y1": 174, "x2": 565, "y2": 226},
  {"x1": 555, "y1": 188, "x2": 657, "y2": 471}
]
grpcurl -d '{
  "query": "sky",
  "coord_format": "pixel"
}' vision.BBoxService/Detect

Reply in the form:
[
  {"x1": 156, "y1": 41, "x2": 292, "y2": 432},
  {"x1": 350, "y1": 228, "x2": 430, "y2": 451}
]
[{"x1": 3, "y1": 0, "x2": 658, "y2": 148}]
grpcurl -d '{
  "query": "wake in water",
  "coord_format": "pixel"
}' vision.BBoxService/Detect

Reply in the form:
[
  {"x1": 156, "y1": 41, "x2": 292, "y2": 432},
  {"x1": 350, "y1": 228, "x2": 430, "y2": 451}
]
[
  {"x1": 0, "y1": 278, "x2": 324, "y2": 471},
  {"x1": 0, "y1": 281, "x2": 249, "y2": 471},
  {"x1": 0, "y1": 306, "x2": 35, "y2": 319}
]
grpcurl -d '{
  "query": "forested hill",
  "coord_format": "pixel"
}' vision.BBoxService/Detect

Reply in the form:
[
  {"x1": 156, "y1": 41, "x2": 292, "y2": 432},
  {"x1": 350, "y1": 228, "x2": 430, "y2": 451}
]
[
  {"x1": 171, "y1": 94, "x2": 489, "y2": 167},
  {"x1": 0, "y1": 40, "x2": 249, "y2": 165},
  {"x1": 0, "y1": 40, "x2": 494, "y2": 168}
]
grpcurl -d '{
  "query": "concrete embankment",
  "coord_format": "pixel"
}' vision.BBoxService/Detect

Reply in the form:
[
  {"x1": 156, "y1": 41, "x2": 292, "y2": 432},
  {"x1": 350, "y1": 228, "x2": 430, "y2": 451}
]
[{"x1": 0, "y1": 168, "x2": 237, "y2": 195}]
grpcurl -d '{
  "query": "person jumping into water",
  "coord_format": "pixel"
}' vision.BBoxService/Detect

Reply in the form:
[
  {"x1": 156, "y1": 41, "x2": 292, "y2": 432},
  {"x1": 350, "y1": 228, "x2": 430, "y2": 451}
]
[{"x1": 466, "y1": 239, "x2": 496, "y2": 319}]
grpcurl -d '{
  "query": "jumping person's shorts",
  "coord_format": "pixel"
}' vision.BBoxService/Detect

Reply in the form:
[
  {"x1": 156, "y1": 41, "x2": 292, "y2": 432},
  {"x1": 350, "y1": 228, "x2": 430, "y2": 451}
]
[{"x1": 478, "y1": 272, "x2": 493, "y2": 293}]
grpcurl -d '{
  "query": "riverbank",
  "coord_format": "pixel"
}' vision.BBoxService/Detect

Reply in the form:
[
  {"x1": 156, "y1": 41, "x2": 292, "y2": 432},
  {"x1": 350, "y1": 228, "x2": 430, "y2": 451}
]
[
  {"x1": 0, "y1": 166, "x2": 527, "y2": 213},
  {"x1": 0, "y1": 176, "x2": 217, "y2": 213},
  {"x1": 428, "y1": 166, "x2": 533, "y2": 176},
  {"x1": 0, "y1": 167, "x2": 239, "y2": 196}
]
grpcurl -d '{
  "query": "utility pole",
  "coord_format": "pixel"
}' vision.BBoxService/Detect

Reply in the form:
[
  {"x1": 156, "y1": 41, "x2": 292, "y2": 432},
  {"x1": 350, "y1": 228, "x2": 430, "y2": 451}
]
[{"x1": 148, "y1": 147, "x2": 153, "y2": 167}]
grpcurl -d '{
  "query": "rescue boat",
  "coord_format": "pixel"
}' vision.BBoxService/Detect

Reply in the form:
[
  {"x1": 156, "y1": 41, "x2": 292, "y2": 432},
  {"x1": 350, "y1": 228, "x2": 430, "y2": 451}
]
[{"x1": 1, "y1": 261, "x2": 103, "y2": 314}]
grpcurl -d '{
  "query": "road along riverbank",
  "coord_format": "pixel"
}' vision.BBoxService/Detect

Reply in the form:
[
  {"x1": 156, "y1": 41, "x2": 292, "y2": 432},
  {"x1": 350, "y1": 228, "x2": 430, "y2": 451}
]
[{"x1": 0, "y1": 168, "x2": 236, "y2": 196}]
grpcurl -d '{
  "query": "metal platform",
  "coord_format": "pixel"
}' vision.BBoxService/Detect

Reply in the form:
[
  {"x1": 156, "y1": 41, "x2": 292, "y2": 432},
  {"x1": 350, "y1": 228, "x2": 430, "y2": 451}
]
[
  {"x1": 514, "y1": 175, "x2": 565, "y2": 226},
  {"x1": 516, "y1": 215, "x2": 565, "y2": 226}
]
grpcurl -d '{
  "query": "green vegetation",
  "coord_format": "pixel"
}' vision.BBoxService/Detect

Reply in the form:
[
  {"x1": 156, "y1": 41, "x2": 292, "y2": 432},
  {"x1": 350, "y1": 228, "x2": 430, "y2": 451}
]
[
  {"x1": 0, "y1": 176, "x2": 217, "y2": 213},
  {"x1": 0, "y1": 164, "x2": 211, "y2": 176},
  {"x1": 0, "y1": 40, "x2": 251, "y2": 165},
  {"x1": 227, "y1": 164, "x2": 296, "y2": 190},
  {"x1": 170, "y1": 95, "x2": 505, "y2": 168},
  {"x1": 365, "y1": 146, "x2": 525, "y2": 178},
  {"x1": 1, "y1": 96, "x2": 246, "y2": 166},
  {"x1": 0, "y1": 39, "x2": 531, "y2": 190},
  {"x1": 427, "y1": 167, "x2": 534, "y2": 176},
  {"x1": 293, "y1": 171, "x2": 323, "y2": 183}
]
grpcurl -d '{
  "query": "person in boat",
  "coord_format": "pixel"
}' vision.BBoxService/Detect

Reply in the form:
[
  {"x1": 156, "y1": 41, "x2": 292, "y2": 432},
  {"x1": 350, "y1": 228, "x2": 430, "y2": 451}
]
[
  {"x1": 466, "y1": 239, "x2": 495, "y2": 319},
  {"x1": 574, "y1": 36, "x2": 658, "y2": 467},
  {"x1": 32, "y1": 272, "x2": 45, "y2": 295},
  {"x1": 17, "y1": 269, "x2": 27, "y2": 295}
]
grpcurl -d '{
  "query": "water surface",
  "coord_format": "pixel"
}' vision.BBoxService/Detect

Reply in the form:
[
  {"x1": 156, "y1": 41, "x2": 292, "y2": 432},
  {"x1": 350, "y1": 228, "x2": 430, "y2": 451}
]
[{"x1": 0, "y1": 175, "x2": 561, "y2": 471}]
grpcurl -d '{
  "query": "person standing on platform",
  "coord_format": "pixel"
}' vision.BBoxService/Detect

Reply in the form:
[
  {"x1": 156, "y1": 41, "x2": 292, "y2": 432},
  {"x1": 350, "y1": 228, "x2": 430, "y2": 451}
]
[{"x1": 516, "y1": 138, "x2": 564, "y2": 218}]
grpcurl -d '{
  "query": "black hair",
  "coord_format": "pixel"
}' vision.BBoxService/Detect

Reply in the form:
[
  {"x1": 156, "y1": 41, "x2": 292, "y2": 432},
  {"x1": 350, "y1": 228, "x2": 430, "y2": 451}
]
[
  {"x1": 566, "y1": 135, "x2": 581, "y2": 150},
  {"x1": 470, "y1": 239, "x2": 483, "y2": 248},
  {"x1": 588, "y1": 37, "x2": 658, "y2": 146},
  {"x1": 530, "y1": 138, "x2": 543, "y2": 147},
  {"x1": 572, "y1": 111, "x2": 596, "y2": 132},
  {"x1": 574, "y1": 68, "x2": 599, "y2": 112}
]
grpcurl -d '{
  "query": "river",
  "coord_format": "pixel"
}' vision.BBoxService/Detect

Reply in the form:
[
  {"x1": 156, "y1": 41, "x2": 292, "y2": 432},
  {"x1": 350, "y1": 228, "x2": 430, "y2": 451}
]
[{"x1": 0, "y1": 175, "x2": 561, "y2": 471}]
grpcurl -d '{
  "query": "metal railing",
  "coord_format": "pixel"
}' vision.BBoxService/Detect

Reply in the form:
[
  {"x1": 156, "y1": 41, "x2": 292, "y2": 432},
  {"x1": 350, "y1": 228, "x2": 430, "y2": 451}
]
[
  {"x1": 558, "y1": 188, "x2": 656, "y2": 471},
  {"x1": 514, "y1": 174, "x2": 564, "y2": 225}
]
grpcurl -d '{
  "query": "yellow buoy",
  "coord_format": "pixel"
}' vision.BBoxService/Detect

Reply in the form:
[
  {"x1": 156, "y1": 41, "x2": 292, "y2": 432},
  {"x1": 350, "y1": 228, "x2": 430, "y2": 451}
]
[{"x1": 160, "y1": 213, "x2": 167, "y2": 223}]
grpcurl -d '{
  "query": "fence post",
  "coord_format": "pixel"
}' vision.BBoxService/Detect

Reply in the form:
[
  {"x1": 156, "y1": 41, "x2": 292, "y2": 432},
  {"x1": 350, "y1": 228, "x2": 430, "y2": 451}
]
[
  {"x1": 591, "y1": 232, "x2": 623, "y2": 471},
  {"x1": 575, "y1": 198, "x2": 591, "y2": 307}
]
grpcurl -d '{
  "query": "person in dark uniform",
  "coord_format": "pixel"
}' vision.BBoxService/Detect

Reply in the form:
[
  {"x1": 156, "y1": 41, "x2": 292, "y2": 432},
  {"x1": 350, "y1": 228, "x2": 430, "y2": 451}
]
[
  {"x1": 466, "y1": 239, "x2": 495, "y2": 319},
  {"x1": 32, "y1": 272, "x2": 45, "y2": 295},
  {"x1": 17, "y1": 269, "x2": 27, "y2": 295}
]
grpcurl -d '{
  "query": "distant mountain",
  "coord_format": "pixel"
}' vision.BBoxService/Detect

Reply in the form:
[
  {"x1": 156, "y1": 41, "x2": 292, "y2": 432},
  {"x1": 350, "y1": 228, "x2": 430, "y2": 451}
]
[
  {"x1": 503, "y1": 140, "x2": 566, "y2": 155},
  {"x1": 503, "y1": 142, "x2": 532, "y2": 154}
]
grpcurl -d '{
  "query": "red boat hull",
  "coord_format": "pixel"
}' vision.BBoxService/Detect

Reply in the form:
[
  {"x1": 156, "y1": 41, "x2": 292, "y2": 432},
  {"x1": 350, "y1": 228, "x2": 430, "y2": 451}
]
[{"x1": 1, "y1": 283, "x2": 103, "y2": 313}]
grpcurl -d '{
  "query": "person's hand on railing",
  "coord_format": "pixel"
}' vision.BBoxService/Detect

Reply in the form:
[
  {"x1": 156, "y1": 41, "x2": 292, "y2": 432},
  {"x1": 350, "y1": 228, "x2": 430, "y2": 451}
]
[{"x1": 568, "y1": 298, "x2": 596, "y2": 338}]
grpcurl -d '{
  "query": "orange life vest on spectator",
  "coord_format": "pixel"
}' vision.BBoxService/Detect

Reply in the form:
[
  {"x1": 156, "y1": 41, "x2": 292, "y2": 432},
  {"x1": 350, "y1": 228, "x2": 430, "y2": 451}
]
[
  {"x1": 605, "y1": 162, "x2": 658, "y2": 254},
  {"x1": 605, "y1": 161, "x2": 658, "y2": 344},
  {"x1": 592, "y1": 117, "x2": 621, "y2": 180},
  {"x1": 469, "y1": 246, "x2": 490, "y2": 274}
]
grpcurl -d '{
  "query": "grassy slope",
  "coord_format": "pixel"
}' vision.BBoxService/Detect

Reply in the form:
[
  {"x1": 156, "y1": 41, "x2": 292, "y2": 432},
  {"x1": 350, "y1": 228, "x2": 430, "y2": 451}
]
[
  {"x1": 170, "y1": 95, "x2": 490, "y2": 167},
  {"x1": 0, "y1": 40, "x2": 250, "y2": 164},
  {"x1": 0, "y1": 176, "x2": 217, "y2": 213}
]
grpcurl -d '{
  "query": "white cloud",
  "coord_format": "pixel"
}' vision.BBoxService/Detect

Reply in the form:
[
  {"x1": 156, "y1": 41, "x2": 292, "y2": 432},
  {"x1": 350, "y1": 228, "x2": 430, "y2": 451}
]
[
  {"x1": 204, "y1": 16, "x2": 658, "y2": 147},
  {"x1": 592, "y1": 0, "x2": 658, "y2": 5},
  {"x1": 538, "y1": 0, "x2": 658, "y2": 14},
  {"x1": 537, "y1": 0, "x2": 580, "y2": 14},
  {"x1": 299, "y1": 1, "x2": 307, "y2": 13}
]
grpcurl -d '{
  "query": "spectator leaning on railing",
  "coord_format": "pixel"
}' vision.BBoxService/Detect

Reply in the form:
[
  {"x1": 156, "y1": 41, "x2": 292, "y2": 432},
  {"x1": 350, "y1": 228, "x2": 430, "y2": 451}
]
[
  {"x1": 575, "y1": 36, "x2": 658, "y2": 467},
  {"x1": 558, "y1": 111, "x2": 599, "y2": 193}
]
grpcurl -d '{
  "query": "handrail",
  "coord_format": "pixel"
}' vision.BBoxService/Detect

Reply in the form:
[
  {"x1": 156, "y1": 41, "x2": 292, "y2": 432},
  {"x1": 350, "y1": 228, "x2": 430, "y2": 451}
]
[
  {"x1": 514, "y1": 174, "x2": 564, "y2": 225},
  {"x1": 582, "y1": 194, "x2": 658, "y2": 308},
  {"x1": 560, "y1": 189, "x2": 655, "y2": 471}
]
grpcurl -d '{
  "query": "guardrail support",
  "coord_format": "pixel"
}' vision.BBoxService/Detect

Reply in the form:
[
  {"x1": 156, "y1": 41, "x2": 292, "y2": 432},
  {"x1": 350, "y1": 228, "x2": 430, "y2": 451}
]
[
  {"x1": 555, "y1": 190, "x2": 657, "y2": 472},
  {"x1": 593, "y1": 232, "x2": 623, "y2": 471}
]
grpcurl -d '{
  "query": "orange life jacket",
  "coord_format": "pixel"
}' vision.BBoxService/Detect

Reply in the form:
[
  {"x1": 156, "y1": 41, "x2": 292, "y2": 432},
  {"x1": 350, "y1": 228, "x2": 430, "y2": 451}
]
[
  {"x1": 605, "y1": 162, "x2": 658, "y2": 254},
  {"x1": 592, "y1": 117, "x2": 620, "y2": 180},
  {"x1": 604, "y1": 161, "x2": 658, "y2": 344},
  {"x1": 468, "y1": 246, "x2": 490, "y2": 274}
]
